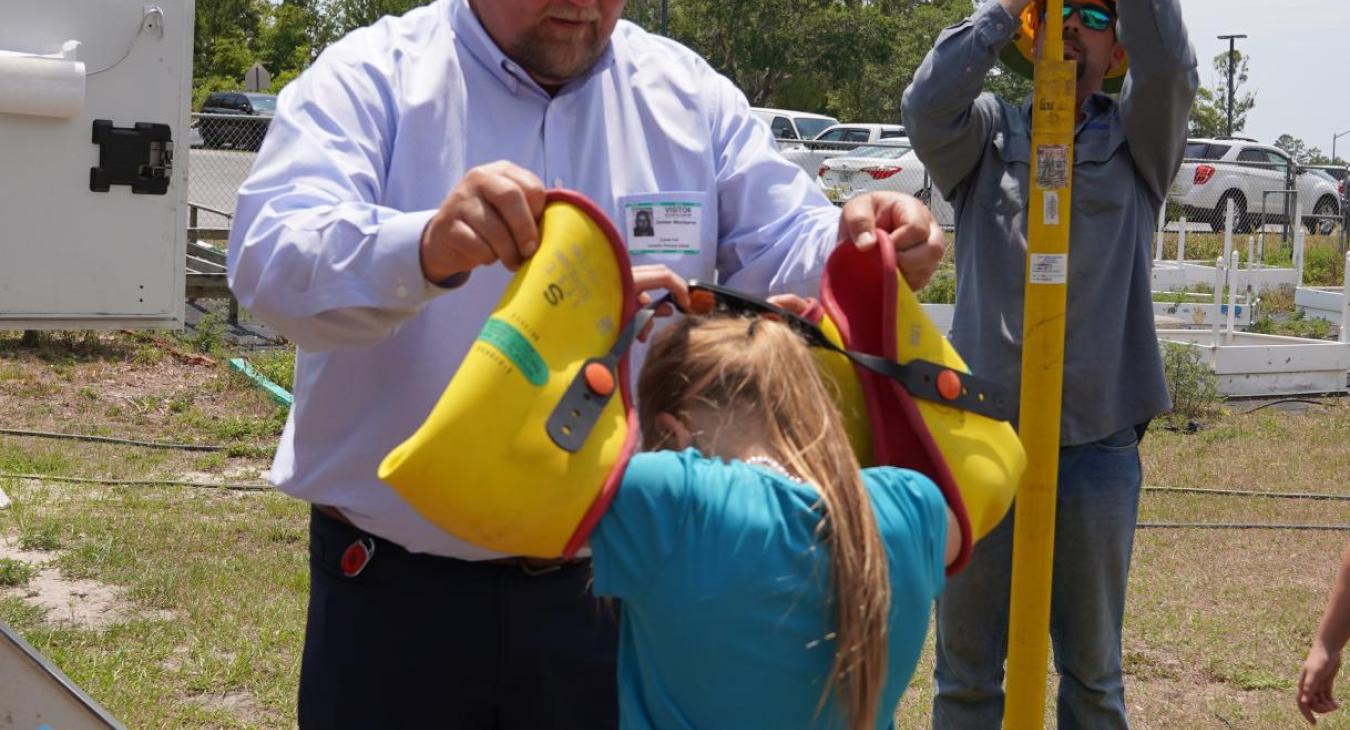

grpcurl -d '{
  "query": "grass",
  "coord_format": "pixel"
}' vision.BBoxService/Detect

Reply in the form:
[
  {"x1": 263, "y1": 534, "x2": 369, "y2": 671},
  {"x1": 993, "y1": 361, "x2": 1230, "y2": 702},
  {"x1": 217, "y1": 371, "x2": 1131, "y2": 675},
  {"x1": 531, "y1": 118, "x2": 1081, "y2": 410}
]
[
  {"x1": 0, "y1": 329, "x2": 297, "y2": 728},
  {"x1": 895, "y1": 402, "x2": 1350, "y2": 728},
  {"x1": 0, "y1": 557, "x2": 35, "y2": 586},
  {"x1": 2, "y1": 329, "x2": 1350, "y2": 727}
]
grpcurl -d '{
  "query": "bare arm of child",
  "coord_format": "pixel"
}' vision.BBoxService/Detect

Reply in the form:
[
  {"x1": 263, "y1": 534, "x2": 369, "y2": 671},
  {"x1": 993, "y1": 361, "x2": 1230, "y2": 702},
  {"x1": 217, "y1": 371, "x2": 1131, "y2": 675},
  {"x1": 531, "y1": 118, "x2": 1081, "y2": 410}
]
[{"x1": 1299, "y1": 540, "x2": 1350, "y2": 724}]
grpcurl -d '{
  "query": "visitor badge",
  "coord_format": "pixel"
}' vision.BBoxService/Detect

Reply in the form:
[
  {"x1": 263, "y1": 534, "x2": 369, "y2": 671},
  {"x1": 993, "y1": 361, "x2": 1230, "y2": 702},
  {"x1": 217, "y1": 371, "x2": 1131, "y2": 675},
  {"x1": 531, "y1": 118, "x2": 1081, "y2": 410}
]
[{"x1": 619, "y1": 194, "x2": 706, "y2": 256}]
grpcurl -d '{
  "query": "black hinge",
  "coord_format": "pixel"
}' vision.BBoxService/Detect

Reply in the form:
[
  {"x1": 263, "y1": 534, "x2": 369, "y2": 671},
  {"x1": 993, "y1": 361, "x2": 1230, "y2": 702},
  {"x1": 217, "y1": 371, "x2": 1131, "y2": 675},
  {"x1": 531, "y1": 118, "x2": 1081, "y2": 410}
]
[{"x1": 89, "y1": 120, "x2": 173, "y2": 195}]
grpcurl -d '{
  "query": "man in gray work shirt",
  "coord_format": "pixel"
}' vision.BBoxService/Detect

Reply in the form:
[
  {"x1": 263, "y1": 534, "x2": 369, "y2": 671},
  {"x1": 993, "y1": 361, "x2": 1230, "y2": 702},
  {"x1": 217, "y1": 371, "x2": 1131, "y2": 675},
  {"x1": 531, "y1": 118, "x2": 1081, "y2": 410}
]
[{"x1": 902, "y1": 0, "x2": 1196, "y2": 727}]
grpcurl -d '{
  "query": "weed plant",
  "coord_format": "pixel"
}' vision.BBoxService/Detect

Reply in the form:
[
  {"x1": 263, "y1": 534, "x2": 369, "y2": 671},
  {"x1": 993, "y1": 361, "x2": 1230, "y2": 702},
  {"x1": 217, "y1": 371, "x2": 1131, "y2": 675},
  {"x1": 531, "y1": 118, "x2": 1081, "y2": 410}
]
[{"x1": 1160, "y1": 341, "x2": 1222, "y2": 425}]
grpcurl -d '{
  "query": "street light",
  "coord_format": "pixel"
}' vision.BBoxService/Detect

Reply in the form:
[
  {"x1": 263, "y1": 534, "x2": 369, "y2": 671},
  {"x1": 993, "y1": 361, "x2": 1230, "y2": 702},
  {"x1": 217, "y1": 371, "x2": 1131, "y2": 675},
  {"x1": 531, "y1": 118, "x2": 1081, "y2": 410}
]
[
  {"x1": 1217, "y1": 34, "x2": 1248, "y2": 137},
  {"x1": 1333, "y1": 128, "x2": 1350, "y2": 165}
]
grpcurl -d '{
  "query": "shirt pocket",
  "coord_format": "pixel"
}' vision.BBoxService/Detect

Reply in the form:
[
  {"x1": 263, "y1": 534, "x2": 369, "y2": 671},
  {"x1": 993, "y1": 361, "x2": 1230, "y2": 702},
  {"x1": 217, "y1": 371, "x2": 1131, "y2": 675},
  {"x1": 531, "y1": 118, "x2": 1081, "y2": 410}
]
[
  {"x1": 980, "y1": 131, "x2": 1031, "y2": 224},
  {"x1": 615, "y1": 191, "x2": 717, "y2": 281},
  {"x1": 1072, "y1": 129, "x2": 1128, "y2": 216}
]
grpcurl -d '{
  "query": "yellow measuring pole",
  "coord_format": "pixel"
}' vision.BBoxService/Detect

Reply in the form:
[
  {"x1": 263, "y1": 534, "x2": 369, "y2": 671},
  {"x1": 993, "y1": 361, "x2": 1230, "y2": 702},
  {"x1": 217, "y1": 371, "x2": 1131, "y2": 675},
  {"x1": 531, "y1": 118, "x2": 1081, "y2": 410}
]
[{"x1": 1003, "y1": 0, "x2": 1076, "y2": 727}]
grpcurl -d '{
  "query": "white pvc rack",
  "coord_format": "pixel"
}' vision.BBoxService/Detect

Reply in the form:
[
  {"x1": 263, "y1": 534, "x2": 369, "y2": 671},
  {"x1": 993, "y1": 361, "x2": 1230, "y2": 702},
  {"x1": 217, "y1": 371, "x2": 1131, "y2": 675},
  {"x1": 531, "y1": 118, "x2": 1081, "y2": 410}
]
[
  {"x1": 1294, "y1": 252, "x2": 1350, "y2": 329},
  {"x1": 1152, "y1": 202, "x2": 1302, "y2": 294},
  {"x1": 1156, "y1": 242, "x2": 1350, "y2": 396}
]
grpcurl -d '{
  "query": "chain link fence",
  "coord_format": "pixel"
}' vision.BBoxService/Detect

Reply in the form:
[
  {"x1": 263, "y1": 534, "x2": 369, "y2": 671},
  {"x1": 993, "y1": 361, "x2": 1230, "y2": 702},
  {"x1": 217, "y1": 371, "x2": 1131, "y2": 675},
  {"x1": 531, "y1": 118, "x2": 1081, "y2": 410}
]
[{"x1": 187, "y1": 113, "x2": 266, "y2": 229}]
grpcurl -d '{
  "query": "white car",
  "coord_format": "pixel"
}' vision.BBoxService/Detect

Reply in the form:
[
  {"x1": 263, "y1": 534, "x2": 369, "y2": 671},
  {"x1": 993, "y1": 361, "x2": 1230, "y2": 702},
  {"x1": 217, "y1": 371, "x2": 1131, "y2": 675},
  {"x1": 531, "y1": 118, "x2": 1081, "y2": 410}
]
[
  {"x1": 1170, "y1": 138, "x2": 1341, "y2": 234},
  {"x1": 749, "y1": 107, "x2": 838, "y2": 145},
  {"x1": 816, "y1": 144, "x2": 954, "y2": 227},
  {"x1": 781, "y1": 123, "x2": 907, "y2": 177}
]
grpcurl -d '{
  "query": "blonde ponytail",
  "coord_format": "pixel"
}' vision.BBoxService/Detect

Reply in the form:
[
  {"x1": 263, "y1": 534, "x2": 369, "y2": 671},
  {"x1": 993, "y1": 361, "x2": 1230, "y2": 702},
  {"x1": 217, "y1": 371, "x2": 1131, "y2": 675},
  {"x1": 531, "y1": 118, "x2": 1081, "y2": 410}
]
[{"x1": 639, "y1": 316, "x2": 891, "y2": 730}]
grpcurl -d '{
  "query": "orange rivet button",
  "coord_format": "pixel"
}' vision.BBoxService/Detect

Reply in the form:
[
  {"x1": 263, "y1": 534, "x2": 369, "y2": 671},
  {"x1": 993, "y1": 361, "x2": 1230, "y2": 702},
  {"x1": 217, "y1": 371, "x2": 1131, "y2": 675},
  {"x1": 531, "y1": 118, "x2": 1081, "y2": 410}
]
[
  {"x1": 689, "y1": 289, "x2": 716, "y2": 315},
  {"x1": 936, "y1": 369, "x2": 962, "y2": 401},
  {"x1": 584, "y1": 362, "x2": 615, "y2": 396}
]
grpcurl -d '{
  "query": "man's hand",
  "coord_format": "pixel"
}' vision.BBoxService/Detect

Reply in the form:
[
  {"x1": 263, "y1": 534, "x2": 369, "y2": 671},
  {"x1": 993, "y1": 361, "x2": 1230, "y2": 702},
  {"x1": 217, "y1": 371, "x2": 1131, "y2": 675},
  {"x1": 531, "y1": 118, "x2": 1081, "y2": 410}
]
[
  {"x1": 1300, "y1": 643, "x2": 1343, "y2": 724},
  {"x1": 839, "y1": 191, "x2": 946, "y2": 291},
  {"x1": 633, "y1": 265, "x2": 690, "y2": 342},
  {"x1": 420, "y1": 161, "x2": 547, "y2": 283}
]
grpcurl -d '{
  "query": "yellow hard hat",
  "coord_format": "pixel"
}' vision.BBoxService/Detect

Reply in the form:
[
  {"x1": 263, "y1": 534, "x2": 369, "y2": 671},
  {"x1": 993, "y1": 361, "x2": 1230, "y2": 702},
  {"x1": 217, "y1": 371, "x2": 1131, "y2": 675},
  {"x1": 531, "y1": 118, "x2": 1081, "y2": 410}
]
[{"x1": 999, "y1": 0, "x2": 1129, "y2": 94}]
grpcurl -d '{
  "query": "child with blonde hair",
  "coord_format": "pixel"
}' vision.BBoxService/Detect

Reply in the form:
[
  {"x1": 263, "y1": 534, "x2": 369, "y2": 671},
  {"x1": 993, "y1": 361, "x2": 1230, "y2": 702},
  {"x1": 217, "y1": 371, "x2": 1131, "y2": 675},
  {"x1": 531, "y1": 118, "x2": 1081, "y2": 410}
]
[{"x1": 586, "y1": 310, "x2": 961, "y2": 730}]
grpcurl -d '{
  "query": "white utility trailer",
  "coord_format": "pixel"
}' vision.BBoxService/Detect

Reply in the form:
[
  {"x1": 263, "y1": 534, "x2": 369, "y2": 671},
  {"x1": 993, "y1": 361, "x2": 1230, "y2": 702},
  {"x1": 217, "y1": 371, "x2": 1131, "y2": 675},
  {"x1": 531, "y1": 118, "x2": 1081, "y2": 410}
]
[
  {"x1": 0, "y1": 1, "x2": 193, "y2": 723},
  {"x1": 1, "y1": 0, "x2": 193, "y2": 329}
]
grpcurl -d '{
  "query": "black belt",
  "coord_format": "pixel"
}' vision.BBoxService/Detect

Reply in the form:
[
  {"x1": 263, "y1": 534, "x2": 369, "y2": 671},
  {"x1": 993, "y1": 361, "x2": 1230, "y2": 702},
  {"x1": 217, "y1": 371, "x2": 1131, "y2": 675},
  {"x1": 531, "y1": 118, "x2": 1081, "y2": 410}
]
[{"x1": 312, "y1": 504, "x2": 589, "y2": 577}]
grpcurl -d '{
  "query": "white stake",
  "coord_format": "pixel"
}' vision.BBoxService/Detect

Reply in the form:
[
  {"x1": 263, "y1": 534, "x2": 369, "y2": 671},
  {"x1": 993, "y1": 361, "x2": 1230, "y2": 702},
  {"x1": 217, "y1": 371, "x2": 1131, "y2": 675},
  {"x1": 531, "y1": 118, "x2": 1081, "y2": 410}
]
[
  {"x1": 1246, "y1": 236, "x2": 1256, "y2": 304},
  {"x1": 1222, "y1": 202, "x2": 1235, "y2": 279},
  {"x1": 1212, "y1": 255, "x2": 1225, "y2": 357},
  {"x1": 1155, "y1": 205, "x2": 1166, "y2": 262},
  {"x1": 1178, "y1": 219, "x2": 1188, "y2": 263},
  {"x1": 1341, "y1": 252, "x2": 1349, "y2": 345},
  {"x1": 1227, "y1": 251, "x2": 1240, "y2": 338},
  {"x1": 1223, "y1": 198, "x2": 1235, "y2": 268}
]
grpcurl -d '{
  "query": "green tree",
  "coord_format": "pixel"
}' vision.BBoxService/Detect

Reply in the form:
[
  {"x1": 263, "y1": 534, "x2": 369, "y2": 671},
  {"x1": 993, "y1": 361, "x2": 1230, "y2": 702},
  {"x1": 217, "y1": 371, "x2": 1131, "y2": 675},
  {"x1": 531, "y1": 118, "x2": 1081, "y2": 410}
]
[
  {"x1": 830, "y1": 0, "x2": 970, "y2": 123},
  {"x1": 983, "y1": 66, "x2": 1034, "y2": 103},
  {"x1": 194, "y1": 0, "x2": 265, "y2": 81},
  {"x1": 641, "y1": 0, "x2": 969, "y2": 122},
  {"x1": 259, "y1": 1, "x2": 318, "y2": 78},
  {"x1": 1275, "y1": 134, "x2": 1308, "y2": 162},
  {"x1": 1189, "y1": 49, "x2": 1255, "y2": 138},
  {"x1": 317, "y1": 0, "x2": 434, "y2": 45},
  {"x1": 1275, "y1": 135, "x2": 1346, "y2": 167}
]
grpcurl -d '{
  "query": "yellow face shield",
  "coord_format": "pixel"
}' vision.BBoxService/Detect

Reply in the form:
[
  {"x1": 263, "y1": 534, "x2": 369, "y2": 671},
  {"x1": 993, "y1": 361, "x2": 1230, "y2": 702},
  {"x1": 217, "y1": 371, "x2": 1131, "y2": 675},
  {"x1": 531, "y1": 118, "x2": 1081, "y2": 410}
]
[
  {"x1": 807, "y1": 232, "x2": 1027, "y2": 574},
  {"x1": 378, "y1": 190, "x2": 642, "y2": 558}
]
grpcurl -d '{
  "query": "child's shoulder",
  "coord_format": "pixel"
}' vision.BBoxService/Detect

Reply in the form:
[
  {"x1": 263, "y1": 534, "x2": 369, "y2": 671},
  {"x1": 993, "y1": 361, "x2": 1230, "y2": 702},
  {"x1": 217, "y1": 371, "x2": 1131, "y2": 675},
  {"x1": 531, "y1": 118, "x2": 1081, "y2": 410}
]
[{"x1": 860, "y1": 466, "x2": 947, "y2": 522}]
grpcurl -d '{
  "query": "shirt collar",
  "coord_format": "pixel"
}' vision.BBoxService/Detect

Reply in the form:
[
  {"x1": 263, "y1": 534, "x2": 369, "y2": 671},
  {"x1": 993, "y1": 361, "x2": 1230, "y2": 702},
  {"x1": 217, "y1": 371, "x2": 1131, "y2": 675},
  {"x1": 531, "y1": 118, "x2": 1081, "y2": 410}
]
[
  {"x1": 451, "y1": 0, "x2": 617, "y2": 97},
  {"x1": 1017, "y1": 90, "x2": 1116, "y2": 129}
]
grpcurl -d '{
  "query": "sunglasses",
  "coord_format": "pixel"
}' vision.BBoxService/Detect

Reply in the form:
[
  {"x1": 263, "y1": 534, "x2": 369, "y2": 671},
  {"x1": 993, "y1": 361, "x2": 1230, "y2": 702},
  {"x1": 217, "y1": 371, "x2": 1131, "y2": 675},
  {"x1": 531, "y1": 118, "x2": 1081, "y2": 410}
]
[
  {"x1": 1041, "y1": 2, "x2": 1114, "y2": 32},
  {"x1": 547, "y1": 281, "x2": 1014, "y2": 452}
]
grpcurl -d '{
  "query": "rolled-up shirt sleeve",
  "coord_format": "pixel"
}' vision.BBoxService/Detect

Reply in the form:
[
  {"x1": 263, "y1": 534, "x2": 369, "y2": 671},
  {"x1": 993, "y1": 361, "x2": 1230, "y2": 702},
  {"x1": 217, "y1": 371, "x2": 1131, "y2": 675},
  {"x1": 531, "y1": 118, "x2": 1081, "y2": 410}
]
[{"x1": 227, "y1": 49, "x2": 449, "y2": 353}]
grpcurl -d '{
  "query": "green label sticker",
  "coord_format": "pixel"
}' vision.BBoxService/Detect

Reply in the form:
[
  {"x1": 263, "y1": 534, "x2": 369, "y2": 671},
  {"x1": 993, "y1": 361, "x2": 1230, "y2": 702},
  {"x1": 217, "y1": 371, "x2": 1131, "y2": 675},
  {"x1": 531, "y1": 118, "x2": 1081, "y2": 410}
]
[{"x1": 477, "y1": 318, "x2": 548, "y2": 386}]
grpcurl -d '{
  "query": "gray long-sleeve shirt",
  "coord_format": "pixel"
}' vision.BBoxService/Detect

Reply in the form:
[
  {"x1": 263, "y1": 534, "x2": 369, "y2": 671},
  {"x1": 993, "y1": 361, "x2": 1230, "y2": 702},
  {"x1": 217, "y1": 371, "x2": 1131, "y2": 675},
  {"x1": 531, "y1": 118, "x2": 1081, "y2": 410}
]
[{"x1": 902, "y1": 0, "x2": 1198, "y2": 445}]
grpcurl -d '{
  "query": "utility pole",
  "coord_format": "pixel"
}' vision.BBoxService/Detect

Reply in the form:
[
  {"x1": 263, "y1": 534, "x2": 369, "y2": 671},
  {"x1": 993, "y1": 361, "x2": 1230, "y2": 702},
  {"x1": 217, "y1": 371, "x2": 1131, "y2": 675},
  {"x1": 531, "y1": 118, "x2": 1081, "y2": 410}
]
[
  {"x1": 1217, "y1": 34, "x2": 1247, "y2": 137},
  {"x1": 1333, "y1": 128, "x2": 1350, "y2": 165},
  {"x1": 660, "y1": 0, "x2": 668, "y2": 35}
]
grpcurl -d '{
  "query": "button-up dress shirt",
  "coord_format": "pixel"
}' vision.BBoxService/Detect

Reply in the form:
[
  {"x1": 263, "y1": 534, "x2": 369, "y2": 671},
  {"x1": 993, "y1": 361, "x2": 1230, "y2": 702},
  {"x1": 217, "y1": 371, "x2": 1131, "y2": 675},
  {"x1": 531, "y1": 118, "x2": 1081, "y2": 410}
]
[{"x1": 228, "y1": 0, "x2": 840, "y2": 557}]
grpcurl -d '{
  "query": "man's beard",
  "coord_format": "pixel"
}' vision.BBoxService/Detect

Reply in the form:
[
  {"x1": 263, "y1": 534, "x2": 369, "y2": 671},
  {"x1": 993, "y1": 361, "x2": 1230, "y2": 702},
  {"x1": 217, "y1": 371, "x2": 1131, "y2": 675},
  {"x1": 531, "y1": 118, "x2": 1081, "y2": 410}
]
[{"x1": 509, "y1": 27, "x2": 603, "y2": 85}]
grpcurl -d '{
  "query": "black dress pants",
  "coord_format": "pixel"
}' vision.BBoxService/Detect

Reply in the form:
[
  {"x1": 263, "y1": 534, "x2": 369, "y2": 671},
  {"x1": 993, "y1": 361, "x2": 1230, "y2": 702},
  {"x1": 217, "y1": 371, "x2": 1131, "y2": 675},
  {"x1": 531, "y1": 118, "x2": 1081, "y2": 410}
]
[{"x1": 298, "y1": 507, "x2": 619, "y2": 729}]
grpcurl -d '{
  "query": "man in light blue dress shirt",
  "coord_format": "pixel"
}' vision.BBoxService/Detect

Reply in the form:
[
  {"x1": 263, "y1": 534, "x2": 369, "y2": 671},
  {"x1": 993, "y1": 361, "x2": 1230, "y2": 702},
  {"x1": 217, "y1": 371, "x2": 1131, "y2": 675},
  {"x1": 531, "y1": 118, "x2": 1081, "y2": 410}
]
[{"x1": 228, "y1": 0, "x2": 946, "y2": 726}]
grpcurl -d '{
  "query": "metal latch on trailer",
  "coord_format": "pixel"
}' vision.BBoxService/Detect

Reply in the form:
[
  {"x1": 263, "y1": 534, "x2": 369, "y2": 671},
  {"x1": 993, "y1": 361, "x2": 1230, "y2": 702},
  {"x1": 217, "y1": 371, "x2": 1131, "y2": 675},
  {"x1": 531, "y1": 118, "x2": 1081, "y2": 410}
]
[{"x1": 89, "y1": 119, "x2": 172, "y2": 194}]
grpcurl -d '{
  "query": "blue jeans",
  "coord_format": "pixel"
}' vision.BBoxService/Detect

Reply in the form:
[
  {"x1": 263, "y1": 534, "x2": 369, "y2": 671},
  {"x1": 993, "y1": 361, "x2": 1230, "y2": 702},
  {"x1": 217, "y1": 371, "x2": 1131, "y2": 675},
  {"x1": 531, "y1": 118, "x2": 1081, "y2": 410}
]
[{"x1": 933, "y1": 426, "x2": 1143, "y2": 730}]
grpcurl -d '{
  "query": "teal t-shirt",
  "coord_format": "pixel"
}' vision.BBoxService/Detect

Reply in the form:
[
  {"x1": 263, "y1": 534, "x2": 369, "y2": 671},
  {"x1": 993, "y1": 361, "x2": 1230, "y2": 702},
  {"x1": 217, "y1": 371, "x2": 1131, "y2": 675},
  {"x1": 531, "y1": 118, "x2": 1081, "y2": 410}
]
[{"x1": 590, "y1": 449, "x2": 948, "y2": 730}]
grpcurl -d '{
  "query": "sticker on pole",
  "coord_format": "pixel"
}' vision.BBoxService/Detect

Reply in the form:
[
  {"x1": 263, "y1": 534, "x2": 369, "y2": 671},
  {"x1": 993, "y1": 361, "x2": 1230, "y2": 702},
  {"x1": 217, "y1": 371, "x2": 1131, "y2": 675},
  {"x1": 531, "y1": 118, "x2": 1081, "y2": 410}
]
[
  {"x1": 1028, "y1": 253, "x2": 1067, "y2": 285},
  {"x1": 1042, "y1": 191, "x2": 1060, "y2": 225},
  {"x1": 1035, "y1": 144, "x2": 1069, "y2": 190}
]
